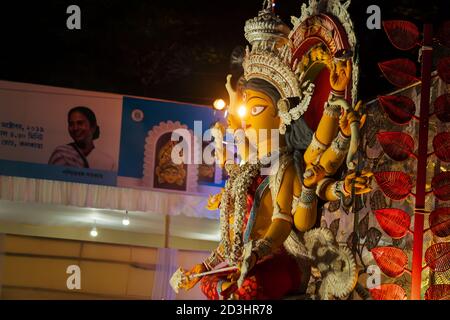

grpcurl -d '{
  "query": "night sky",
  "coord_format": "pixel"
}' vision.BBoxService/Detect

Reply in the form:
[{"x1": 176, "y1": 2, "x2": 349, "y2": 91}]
[{"x1": 0, "y1": 0, "x2": 447, "y2": 106}]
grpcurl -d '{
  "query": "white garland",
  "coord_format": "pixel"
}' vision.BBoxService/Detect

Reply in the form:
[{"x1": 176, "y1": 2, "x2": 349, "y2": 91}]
[
  {"x1": 219, "y1": 147, "x2": 291, "y2": 264},
  {"x1": 219, "y1": 162, "x2": 262, "y2": 265}
]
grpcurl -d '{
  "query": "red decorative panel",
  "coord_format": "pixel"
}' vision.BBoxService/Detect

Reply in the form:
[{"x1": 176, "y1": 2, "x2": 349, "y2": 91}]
[
  {"x1": 377, "y1": 132, "x2": 415, "y2": 161},
  {"x1": 432, "y1": 172, "x2": 450, "y2": 201},
  {"x1": 383, "y1": 20, "x2": 419, "y2": 50},
  {"x1": 434, "y1": 93, "x2": 450, "y2": 123},
  {"x1": 425, "y1": 242, "x2": 450, "y2": 272},
  {"x1": 378, "y1": 59, "x2": 418, "y2": 87},
  {"x1": 433, "y1": 132, "x2": 450, "y2": 162},
  {"x1": 425, "y1": 284, "x2": 450, "y2": 300},
  {"x1": 371, "y1": 247, "x2": 408, "y2": 277},
  {"x1": 437, "y1": 57, "x2": 450, "y2": 84},
  {"x1": 370, "y1": 283, "x2": 407, "y2": 300},
  {"x1": 374, "y1": 171, "x2": 413, "y2": 200},
  {"x1": 429, "y1": 207, "x2": 450, "y2": 238},
  {"x1": 375, "y1": 208, "x2": 411, "y2": 239},
  {"x1": 290, "y1": 14, "x2": 349, "y2": 58},
  {"x1": 378, "y1": 95, "x2": 416, "y2": 125}
]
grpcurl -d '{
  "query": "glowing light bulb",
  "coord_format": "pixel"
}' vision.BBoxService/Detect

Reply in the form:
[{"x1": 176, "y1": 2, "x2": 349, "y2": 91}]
[
  {"x1": 213, "y1": 99, "x2": 226, "y2": 111},
  {"x1": 122, "y1": 210, "x2": 130, "y2": 226},
  {"x1": 90, "y1": 227, "x2": 98, "y2": 237},
  {"x1": 238, "y1": 105, "x2": 247, "y2": 118}
]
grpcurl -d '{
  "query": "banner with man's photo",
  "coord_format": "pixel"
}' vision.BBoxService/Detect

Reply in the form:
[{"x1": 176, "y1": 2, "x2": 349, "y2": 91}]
[{"x1": 0, "y1": 80, "x2": 225, "y2": 193}]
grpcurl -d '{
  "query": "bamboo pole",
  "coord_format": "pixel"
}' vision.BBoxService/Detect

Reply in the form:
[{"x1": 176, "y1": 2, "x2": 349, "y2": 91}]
[{"x1": 410, "y1": 23, "x2": 433, "y2": 300}]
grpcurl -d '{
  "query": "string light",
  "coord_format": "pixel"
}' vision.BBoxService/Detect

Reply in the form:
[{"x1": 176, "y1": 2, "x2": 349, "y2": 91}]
[
  {"x1": 90, "y1": 220, "x2": 98, "y2": 237},
  {"x1": 122, "y1": 210, "x2": 130, "y2": 226},
  {"x1": 90, "y1": 227, "x2": 98, "y2": 237}
]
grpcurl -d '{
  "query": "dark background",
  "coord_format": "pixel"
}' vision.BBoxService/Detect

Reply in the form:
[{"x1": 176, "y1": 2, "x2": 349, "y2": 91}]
[{"x1": 0, "y1": 0, "x2": 447, "y2": 105}]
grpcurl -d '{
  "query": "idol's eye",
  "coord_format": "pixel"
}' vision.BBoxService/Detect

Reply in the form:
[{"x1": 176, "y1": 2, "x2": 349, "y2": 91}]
[{"x1": 251, "y1": 105, "x2": 266, "y2": 116}]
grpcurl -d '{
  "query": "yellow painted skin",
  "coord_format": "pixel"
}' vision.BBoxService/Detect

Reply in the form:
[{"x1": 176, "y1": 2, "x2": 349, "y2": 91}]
[
  {"x1": 302, "y1": 106, "x2": 340, "y2": 168},
  {"x1": 238, "y1": 88, "x2": 315, "y2": 236},
  {"x1": 303, "y1": 52, "x2": 351, "y2": 169}
]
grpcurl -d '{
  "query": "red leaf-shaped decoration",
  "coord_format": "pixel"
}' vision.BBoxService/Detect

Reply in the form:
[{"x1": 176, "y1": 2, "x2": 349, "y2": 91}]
[
  {"x1": 433, "y1": 132, "x2": 450, "y2": 162},
  {"x1": 437, "y1": 57, "x2": 450, "y2": 84},
  {"x1": 377, "y1": 132, "x2": 415, "y2": 161},
  {"x1": 370, "y1": 283, "x2": 407, "y2": 300},
  {"x1": 374, "y1": 171, "x2": 413, "y2": 200},
  {"x1": 437, "y1": 21, "x2": 450, "y2": 48},
  {"x1": 371, "y1": 247, "x2": 408, "y2": 277},
  {"x1": 379, "y1": 95, "x2": 416, "y2": 125},
  {"x1": 378, "y1": 59, "x2": 419, "y2": 87},
  {"x1": 383, "y1": 20, "x2": 419, "y2": 50},
  {"x1": 425, "y1": 284, "x2": 450, "y2": 300},
  {"x1": 429, "y1": 207, "x2": 450, "y2": 238},
  {"x1": 432, "y1": 172, "x2": 450, "y2": 201},
  {"x1": 425, "y1": 242, "x2": 450, "y2": 272},
  {"x1": 434, "y1": 94, "x2": 450, "y2": 123},
  {"x1": 375, "y1": 208, "x2": 411, "y2": 239}
]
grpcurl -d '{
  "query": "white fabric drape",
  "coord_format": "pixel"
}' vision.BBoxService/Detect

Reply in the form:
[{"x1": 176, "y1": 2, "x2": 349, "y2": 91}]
[
  {"x1": 151, "y1": 248, "x2": 178, "y2": 300},
  {"x1": 0, "y1": 175, "x2": 219, "y2": 220}
]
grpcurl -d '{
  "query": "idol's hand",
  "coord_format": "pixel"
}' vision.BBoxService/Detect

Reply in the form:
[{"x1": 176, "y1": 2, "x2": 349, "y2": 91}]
[
  {"x1": 225, "y1": 74, "x2": 247, "y2": 131},
  {"x1": 206, "y1": 190, "x2": 223, "y2": 211},
  {"x1": 343, "y1": 170, "x2": 373, "y2": 195},
  {"x1": 211, "y1": 122, "x2": 226, "y2": 166},
  {"x1": 178, "y1": 263, "x2": 207, "y2": 290},
  {"x1": 330, "y1": 59, "x2": 352, "y2": 93},
  {"x1": 339, "y1": 101, "x2": 366, "y2": 137},
  {"x1": 225, "y1": 74, "x2": 237, "y2": 109},
  {"x1": 303, "y1": 164, "x2": 327, "y2": 188}
]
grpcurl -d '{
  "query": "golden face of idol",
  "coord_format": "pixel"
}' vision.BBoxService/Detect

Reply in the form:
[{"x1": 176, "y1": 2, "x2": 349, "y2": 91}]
[{"x1": 241, "y1": 89, "x2": 280, "y2": 135}]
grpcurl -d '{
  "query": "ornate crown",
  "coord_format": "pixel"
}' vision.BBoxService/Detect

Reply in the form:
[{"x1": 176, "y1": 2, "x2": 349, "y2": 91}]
[
  {"x1": 242, "y1": 1, "x2": 313, "y2": 119},
  {"x1": 244, "y1": 1, "x2": 290, "y2": 48},
  {"x1": 243, "y1": 2, "x2": 299, "y2": 98}
]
